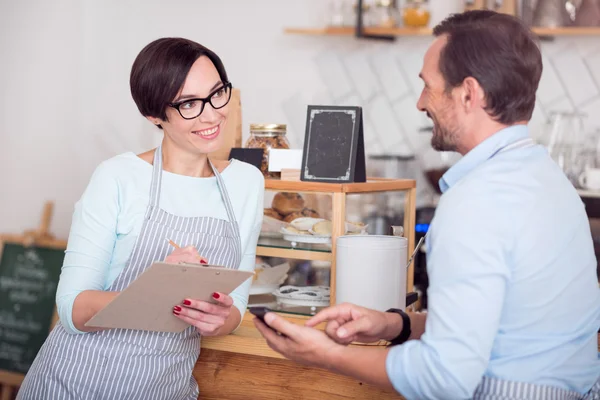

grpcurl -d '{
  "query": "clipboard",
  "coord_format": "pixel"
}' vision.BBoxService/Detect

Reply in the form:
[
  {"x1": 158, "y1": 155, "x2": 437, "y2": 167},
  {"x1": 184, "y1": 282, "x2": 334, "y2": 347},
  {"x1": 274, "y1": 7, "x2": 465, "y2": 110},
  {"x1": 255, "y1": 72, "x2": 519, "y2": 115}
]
[{"x1": 85, "y1": 262, "x2": 254, "y2": 333}]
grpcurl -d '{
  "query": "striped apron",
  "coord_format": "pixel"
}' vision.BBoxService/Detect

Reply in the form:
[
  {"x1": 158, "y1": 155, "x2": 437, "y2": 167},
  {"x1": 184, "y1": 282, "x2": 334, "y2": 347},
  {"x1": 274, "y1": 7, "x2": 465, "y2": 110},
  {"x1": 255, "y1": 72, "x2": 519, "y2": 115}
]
[
  {"x1": 472, "y1": 136, "x2": 600, "y2": 399},
  {"x1": 17, "y1": 145, "x2": 242, "y2": 400}
]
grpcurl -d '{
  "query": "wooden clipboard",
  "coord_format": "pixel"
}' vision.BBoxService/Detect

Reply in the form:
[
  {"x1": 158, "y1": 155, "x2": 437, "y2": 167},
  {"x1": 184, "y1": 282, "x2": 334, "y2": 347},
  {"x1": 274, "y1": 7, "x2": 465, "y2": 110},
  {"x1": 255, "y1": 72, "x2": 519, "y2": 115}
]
[{"x1": 85, "y1": 262, "x2": 254, "y2": 333}]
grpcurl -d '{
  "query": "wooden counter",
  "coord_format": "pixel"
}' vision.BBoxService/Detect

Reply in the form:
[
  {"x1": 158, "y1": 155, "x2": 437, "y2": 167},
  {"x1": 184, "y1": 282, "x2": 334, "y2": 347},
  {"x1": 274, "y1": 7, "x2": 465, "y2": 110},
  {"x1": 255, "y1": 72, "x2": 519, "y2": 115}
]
[{"x1": 194, "y1": 312, "x2": 405, "y2": 399}]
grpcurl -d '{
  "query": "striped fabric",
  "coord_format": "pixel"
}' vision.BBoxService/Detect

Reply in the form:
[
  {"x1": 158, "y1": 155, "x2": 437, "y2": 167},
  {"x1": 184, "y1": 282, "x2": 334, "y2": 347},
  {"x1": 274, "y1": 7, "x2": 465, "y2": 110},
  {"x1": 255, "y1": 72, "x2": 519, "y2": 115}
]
[
  {"x1": 473, "y1": 374, "x2": 600, "y2": 400},
  {"x1": 17, "y1": 145, "x2": 242, "y2": 400}
]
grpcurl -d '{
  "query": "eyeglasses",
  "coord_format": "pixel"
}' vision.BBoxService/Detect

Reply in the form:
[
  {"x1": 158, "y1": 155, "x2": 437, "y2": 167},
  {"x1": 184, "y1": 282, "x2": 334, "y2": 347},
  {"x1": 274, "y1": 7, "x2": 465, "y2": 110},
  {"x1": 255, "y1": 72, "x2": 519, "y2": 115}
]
[{"x1": 168, "y1": 82, "x2": 232, "y2": 120}]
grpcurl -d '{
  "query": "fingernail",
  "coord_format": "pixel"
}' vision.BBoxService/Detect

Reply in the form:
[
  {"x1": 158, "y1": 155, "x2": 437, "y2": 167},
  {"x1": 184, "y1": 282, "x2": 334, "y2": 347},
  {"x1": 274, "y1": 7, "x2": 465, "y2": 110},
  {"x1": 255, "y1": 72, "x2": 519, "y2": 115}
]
[
  {"x1": 337, "y1": 328, "x2": 347, "y2": 338},
  {"x1": 264, "y1": 313, "x2": 275, "y2": 324},
  {"x1": 173, "y1": 311, "x2": 180, "y2": 316},
  {"x1": 212, "y1": 292, "x2": 220, "y2": 299},
  {"x1": 173, "y1": 306, "x2": 182, "y2": 312},
  {"x1": 183, "y1": 300, "x2": 191, "y2": 306},
  {"x1": 200, "y1": 259, "x2": 208, "y2": 265}
]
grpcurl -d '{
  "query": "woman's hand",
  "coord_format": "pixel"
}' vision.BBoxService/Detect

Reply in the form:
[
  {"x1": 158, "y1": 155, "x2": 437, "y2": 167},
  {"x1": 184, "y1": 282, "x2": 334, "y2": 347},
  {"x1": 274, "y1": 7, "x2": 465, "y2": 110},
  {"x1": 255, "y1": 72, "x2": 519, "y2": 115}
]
[
  {"x1": 164, "y1": 245, "x2": 207, "y2": 265},
  {"x1": 173, "y1": 292, "x2": 234, "y2": 336}
]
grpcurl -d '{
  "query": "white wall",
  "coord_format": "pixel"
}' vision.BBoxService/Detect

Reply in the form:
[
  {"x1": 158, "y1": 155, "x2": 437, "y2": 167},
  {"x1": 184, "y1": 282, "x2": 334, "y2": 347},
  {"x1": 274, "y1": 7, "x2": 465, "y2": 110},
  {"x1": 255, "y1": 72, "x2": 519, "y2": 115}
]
[{"x1": 1, "y1": 0, "x2": 600, "y2": 238}]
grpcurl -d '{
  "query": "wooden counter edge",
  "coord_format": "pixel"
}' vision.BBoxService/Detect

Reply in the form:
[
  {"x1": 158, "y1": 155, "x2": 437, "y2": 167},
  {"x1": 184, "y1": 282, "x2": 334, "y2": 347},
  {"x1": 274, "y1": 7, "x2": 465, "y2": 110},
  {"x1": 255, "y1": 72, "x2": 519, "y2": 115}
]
[{"x1": 200, "y1": 311, "x2": 387, "y2": 359}]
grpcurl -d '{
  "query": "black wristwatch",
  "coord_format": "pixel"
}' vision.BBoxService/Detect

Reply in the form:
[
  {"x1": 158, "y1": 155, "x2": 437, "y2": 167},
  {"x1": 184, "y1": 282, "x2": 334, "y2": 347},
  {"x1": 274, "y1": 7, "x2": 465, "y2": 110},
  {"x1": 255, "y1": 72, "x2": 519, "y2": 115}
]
[{"x1": 385, "y1": 308, "x2": 411, "y2": 346}]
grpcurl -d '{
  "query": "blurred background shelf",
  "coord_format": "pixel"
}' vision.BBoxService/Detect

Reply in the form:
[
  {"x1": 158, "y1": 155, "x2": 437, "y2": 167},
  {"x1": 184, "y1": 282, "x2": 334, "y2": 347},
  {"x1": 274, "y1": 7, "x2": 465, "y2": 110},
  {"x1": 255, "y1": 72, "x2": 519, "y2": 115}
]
[{"x1": 284, "y1": 26, "x2": 600, "y2": 37}]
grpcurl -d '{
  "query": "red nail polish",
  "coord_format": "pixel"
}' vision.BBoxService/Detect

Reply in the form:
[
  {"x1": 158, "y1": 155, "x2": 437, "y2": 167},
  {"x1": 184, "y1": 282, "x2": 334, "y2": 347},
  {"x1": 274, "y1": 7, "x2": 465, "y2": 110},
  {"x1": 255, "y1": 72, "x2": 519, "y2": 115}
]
[
  {"x1": 212, "y1": 292, "x2": 220, "y2": 299},
  {"x1": 173, "y1": 311, "x2": 180, "y2": 316},
  {"x1": 183, "y1": 300, "x2": 191, "y2": 306},
  {"x1": 200, "y1": 259, "x2": 208, "y2": 265},
  {"x1": 173, "y1": 306, "x2": 182, "y2": 312}
]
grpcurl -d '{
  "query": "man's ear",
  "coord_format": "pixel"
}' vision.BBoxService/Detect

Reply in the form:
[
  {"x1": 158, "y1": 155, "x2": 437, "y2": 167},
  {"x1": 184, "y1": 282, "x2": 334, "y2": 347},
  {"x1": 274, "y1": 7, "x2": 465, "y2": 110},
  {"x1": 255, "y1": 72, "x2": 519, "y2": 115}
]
[{"x1": 460, "y1": 77, "x2": 485, "y2": 112}]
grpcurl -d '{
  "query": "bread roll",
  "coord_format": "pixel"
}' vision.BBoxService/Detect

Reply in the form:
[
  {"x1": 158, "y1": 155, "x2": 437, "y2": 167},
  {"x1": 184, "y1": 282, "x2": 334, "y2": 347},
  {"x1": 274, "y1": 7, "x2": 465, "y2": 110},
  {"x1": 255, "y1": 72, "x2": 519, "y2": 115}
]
[
  {"x1": 264, "y1": 208, "x2": 283, "y2": 220},
  {"x1": 272, "y1": 192, "x2": 304, "y2": 215}
]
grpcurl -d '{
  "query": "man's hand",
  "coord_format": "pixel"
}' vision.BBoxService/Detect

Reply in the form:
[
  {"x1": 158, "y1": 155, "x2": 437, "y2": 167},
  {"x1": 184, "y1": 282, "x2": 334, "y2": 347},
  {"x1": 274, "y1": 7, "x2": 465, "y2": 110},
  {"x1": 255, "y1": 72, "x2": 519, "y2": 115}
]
[
  {"x1": 306, "y1": 303, "x2": 403, "y2": 345},
  {"x1": 253, "y1": 312, "x2": 344, "y2": 370}
]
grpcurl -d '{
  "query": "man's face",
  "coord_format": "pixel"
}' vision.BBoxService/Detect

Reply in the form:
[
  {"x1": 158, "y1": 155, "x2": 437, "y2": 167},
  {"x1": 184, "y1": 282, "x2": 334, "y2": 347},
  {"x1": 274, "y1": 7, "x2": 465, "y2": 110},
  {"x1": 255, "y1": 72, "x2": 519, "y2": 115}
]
[{"x1": 417, "y1": 36, "x2": 462, "y2": 152}]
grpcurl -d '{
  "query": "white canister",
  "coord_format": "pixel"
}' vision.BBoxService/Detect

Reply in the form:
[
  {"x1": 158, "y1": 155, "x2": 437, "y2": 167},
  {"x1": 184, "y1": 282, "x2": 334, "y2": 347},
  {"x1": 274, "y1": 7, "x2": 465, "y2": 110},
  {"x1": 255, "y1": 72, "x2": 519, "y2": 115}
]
[{"x1": 336, "y1": 235, "x2": 408, "y2": 312}]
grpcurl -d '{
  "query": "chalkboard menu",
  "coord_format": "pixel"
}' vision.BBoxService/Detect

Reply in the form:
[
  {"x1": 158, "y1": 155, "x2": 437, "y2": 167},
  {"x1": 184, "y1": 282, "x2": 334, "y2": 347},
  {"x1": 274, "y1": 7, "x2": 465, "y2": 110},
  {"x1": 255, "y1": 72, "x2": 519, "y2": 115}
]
[
  {"x1": 0, "y1": 241, "x2": 64, "y2": 374},
  {"x1": 300, "y1": 105, "x2": 366, "y2": 183}
]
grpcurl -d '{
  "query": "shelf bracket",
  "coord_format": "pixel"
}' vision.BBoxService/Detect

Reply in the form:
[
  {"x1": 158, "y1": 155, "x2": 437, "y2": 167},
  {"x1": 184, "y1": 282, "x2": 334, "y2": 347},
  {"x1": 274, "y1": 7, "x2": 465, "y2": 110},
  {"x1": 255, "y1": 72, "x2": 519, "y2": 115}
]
[{"x1": 355, "y1": 0, "x2": 396, "y2": 42}]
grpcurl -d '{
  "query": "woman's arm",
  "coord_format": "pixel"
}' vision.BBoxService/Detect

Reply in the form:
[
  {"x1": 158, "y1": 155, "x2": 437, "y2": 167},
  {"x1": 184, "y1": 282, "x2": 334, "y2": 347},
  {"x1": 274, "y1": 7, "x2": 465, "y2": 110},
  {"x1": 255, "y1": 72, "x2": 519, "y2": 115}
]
[
  {"x1": 71, "y1": 291, "x2": 119, "y2": 332},
  {"x1": 56, "y1": 161, "x2": 120, "y2": 334}
]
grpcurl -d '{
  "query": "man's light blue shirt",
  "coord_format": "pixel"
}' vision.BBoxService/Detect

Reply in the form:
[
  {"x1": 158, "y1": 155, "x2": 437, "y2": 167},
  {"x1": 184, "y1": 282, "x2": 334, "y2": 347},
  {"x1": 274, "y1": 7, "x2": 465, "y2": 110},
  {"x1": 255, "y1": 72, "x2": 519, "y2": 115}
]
[{"x1": 386, "y1": 125, "x2": 600, "y2": 399}]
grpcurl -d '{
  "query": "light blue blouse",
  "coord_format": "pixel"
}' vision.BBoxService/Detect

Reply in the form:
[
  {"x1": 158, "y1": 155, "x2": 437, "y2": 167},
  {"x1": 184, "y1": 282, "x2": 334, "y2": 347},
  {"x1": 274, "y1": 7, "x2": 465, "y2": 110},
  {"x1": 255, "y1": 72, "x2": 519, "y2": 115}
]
[{"x1": 55, "y1": 152, "x2": 264, "y2": 334}]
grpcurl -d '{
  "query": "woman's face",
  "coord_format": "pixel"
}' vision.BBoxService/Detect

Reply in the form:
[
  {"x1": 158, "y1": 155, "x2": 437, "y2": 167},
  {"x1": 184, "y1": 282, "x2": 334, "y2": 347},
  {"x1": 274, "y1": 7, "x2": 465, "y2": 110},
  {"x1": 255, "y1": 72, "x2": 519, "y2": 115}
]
[{"x1": 153, "y1": 56, "x2": 230, "y2": 155}]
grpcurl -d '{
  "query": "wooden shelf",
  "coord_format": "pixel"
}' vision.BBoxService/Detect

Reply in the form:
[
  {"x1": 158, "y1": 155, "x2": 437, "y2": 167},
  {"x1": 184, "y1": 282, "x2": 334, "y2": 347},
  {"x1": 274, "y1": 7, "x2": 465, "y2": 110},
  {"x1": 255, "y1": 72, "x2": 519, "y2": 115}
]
[
  {"x1": 284, "y1": 26, "x2": 432, "y2": 36},
  {"x1": 284, "y1": 26, "x2": 600, "y2": 37},
  {"x1": 256, "y1": 245, "x2": 332, "y2": 261},
  {"x1": 265, "y1": 177, "x2": 415, "y2": 193}
]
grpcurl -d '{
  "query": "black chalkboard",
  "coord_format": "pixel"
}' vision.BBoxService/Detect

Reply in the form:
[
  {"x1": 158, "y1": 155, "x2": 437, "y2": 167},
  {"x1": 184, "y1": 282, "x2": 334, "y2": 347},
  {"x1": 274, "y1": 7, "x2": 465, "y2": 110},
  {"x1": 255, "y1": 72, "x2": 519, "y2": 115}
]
[
  {"x1": 300, "y1": 105, "x2": 366, "y2": 183},
  {"x1": 0, "y1": 241, "x2": 64, "y2": 375},
  {"x1": 228, "y1": 147, "x2": 263, "y2": 171}
]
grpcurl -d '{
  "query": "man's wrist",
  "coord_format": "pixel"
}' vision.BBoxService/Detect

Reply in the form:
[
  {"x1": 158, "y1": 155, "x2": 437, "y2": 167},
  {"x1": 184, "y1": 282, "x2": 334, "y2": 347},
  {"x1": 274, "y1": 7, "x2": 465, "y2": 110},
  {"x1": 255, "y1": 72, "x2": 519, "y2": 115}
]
[{"x1": 382, "y1": 311, "x2": 404, "y2": 342}]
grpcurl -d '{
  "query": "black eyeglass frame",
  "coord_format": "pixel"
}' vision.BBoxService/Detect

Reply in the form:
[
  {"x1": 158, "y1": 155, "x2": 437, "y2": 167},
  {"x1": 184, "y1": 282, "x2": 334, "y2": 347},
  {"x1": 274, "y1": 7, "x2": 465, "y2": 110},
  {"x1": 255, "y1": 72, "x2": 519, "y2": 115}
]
[{"x1": 168, "y1": 81, "x2": 233, "y2": 120}]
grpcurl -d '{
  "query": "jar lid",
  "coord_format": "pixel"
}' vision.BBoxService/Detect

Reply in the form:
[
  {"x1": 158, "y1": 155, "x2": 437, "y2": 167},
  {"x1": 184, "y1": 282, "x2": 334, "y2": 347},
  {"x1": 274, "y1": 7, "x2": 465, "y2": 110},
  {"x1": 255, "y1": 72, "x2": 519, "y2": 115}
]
[{"x1": 250, "y1": 123, "x2": 287, "y2": 133}]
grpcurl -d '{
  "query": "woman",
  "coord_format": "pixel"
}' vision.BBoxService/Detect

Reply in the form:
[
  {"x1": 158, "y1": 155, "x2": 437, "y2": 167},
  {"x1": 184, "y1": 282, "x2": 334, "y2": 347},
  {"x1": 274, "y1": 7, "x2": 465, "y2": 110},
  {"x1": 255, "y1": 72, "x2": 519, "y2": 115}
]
[{"x1": 17, "y1": 37, "x2": 264, "y2": 400}]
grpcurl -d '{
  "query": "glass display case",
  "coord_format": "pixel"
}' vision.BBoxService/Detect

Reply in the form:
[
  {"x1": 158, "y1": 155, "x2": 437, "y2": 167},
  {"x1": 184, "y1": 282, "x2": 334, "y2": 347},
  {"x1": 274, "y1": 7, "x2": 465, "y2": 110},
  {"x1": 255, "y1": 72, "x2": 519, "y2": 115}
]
[{"x1": 249, "y1": 178, "x2": 417, "y2": 316}]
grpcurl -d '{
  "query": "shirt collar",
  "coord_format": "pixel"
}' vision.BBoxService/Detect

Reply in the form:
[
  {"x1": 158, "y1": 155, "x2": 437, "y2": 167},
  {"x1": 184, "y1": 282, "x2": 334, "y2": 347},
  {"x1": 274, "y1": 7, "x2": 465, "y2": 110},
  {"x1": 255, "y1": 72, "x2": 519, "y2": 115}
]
[{"x1": 439, "y1": 125, "x2": 530, "y2": 193}]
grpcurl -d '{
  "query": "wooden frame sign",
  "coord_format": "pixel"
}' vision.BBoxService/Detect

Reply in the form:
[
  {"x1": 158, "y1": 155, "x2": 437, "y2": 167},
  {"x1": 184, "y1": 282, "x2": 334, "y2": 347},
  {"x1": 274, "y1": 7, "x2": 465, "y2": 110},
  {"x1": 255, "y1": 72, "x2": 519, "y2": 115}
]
[
  {"x1": 300, "y1": 105, "x2": 366, "y2": 183},
  {"x1": 0, "y1": 202, "x2": 66, "y2": 400}
]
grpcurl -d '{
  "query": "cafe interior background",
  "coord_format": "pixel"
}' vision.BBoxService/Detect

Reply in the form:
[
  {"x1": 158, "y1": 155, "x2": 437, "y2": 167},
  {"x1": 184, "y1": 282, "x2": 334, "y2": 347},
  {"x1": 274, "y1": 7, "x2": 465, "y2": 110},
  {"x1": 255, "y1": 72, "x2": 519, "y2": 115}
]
[{"x1": 1, "y1": 0, "x2": 600, "y2": 374}]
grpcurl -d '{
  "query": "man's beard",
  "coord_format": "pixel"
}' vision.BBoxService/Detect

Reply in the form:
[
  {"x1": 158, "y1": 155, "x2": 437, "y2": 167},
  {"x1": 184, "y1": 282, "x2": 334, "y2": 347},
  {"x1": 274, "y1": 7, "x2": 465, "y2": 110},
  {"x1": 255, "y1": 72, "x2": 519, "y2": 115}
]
[{"x1": 430, "y1": 116, "x2": 459, "y2": 152}]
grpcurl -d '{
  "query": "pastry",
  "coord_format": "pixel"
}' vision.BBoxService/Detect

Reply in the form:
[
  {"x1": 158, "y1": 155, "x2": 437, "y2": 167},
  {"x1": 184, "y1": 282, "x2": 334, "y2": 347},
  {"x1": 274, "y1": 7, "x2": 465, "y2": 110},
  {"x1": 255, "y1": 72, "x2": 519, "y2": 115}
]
[
  {"x1": 263, "y1": 208, "x2": 283, "y2": 220},
  {"x1": 284, "y1": 226, "x2": 310, "y2": 235},
  {"x1": 272, "y1": 192, "x2": 304, "y2": 215},
  {"x1": 312, "y1": 220, "x2": 333, "y2": 236},
  {"x1": 283, "y1": 211, "x2": 305, "y2": 223},
  {"x1": 301, "y1": 208, "x2": 320, "y2": 218},
  {"x1": 291, "y1": 217, "x2": 324, "y2": 231},
  {"x1": 346, "y1": 221, "x2": 366, "y2": 233}
]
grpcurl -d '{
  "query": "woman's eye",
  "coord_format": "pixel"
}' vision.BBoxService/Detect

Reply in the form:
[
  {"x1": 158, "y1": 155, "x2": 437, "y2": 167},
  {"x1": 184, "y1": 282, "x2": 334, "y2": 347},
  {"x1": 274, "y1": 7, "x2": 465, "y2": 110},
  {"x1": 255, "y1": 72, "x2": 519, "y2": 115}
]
[
  {"x1": 181, "y1": 101, "x2": 196, "y2": 109},
  {"x1": 213, "y1": 88, "x2": 225, "y2": 98}
]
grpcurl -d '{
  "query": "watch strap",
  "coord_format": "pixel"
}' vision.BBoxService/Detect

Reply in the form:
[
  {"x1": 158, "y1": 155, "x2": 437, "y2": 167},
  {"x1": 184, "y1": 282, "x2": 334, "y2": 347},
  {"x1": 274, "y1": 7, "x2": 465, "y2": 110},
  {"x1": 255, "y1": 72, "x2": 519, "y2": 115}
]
[{"x1": 385, "y1": 308, "x2": 411, "y2": 346}]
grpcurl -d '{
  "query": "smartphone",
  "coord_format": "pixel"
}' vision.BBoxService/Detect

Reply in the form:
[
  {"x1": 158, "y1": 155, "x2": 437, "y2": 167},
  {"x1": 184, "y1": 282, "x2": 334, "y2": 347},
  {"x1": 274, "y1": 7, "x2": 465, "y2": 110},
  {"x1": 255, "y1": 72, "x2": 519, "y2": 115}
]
[
  {"x1": 249, "y1": 307, "x2": 286, "y2": 337},
  {"x1": 248, "y1": 306, "x2": 272, "y2": 325}
]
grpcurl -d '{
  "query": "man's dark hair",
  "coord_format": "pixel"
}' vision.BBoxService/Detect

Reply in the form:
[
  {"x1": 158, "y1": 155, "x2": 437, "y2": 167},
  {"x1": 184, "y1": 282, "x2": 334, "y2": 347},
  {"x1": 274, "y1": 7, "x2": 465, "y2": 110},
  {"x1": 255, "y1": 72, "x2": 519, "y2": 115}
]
[
  {"x1": 130, "y1": 37, "x2": 229, "y2": 128},
  {"x1": 433, "y1": 10, "x2": 542, "y2": 124}
]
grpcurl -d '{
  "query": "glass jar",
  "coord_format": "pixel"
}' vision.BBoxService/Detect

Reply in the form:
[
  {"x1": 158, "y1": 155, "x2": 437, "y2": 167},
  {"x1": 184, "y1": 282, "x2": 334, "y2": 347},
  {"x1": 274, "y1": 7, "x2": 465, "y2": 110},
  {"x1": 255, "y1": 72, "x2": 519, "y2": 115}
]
[
  {"x1": 402, "y1": 0, "x2": 430, "y2": 28},
  {"x1": 245, "y1": 124, "x2": 290, "y2": 179},
  {"x1": 374, "y1": 0, "x2": 399, "y2": 28}
]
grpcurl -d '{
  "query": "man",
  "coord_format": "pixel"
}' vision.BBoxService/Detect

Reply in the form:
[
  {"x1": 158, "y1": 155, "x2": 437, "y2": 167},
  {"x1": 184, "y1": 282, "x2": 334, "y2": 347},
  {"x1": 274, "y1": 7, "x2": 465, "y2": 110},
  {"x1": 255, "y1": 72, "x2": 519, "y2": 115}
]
[{"x1": 254, "y1": 10, "x2": 600, "y2": 400}]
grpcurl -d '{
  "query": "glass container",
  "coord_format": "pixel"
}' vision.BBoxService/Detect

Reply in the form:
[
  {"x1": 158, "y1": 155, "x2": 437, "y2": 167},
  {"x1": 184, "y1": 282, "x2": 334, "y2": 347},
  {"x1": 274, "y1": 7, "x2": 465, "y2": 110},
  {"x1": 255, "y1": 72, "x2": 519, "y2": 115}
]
[{"x1": 245, "y1": 124, "x2": 290, "y2": 179}]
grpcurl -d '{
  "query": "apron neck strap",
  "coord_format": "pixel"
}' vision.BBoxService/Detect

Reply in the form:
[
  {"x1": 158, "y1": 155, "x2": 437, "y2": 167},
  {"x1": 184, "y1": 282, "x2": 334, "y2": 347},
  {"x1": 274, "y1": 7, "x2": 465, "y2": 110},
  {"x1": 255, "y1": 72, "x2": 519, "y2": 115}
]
[{"x1": 148, "y1": 145, "x2": 239, "y2": 227}]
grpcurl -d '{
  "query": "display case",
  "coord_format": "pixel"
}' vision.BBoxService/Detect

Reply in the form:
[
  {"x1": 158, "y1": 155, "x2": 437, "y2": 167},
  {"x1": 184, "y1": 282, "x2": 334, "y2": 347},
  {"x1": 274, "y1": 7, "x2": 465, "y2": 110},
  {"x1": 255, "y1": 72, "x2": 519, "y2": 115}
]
[{"x1": 250, "y1": 178, "x2": 417, "y2": 315}]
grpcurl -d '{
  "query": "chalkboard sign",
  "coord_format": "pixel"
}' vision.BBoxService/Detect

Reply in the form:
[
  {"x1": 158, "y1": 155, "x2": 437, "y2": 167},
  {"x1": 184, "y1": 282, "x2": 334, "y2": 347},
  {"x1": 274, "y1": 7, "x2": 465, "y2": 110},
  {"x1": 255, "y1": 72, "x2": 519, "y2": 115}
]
[
  {"x1": 0, "y1": 240, "x2": 64, "y2": 375},
  {"x1": 300, "y1": 105, "x2": 366, "y2": 183},
  {"x1": 228, "y1": 147, "x2": 263, "y2": 171}
]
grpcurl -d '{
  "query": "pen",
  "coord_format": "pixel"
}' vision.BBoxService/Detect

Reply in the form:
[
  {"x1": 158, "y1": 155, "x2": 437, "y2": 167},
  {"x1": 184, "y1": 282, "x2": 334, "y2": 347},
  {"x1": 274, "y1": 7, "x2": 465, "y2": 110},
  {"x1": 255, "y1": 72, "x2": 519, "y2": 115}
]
[{"x1": 166, "y1": 238, "x2": 180, "y2": 249}]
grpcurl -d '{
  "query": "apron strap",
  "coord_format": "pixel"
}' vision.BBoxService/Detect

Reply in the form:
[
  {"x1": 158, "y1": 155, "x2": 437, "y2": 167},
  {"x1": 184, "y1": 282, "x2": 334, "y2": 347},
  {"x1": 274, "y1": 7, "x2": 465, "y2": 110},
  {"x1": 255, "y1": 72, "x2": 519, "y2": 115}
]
[
  {"x1": 148, "y1": 144, "x2": 163, "y2": 209},
  {"x1": 148, "y1": 145, "x2": 240, "y2": 239},
  {"x1": 209, "y1": 159, "x2": 241, "y2": 238}
]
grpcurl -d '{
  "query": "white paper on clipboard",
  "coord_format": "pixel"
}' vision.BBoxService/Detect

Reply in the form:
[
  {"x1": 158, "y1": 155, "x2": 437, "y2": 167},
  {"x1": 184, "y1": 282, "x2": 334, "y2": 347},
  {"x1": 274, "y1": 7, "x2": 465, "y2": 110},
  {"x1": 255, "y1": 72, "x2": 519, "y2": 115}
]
[{"x1": 85, "y1": 262, "x2": 254, "y2": 333}]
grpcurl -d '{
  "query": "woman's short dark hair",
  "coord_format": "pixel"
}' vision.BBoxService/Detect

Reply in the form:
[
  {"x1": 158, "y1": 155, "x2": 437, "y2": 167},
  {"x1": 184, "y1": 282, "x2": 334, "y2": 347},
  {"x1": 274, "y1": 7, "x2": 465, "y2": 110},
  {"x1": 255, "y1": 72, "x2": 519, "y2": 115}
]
[
  {"x1": 130, "y1": 37, "x2": 228, "y2": 126},
  {"x1": 433, "y1": 10, "x2": 542, "y2": 125}
]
